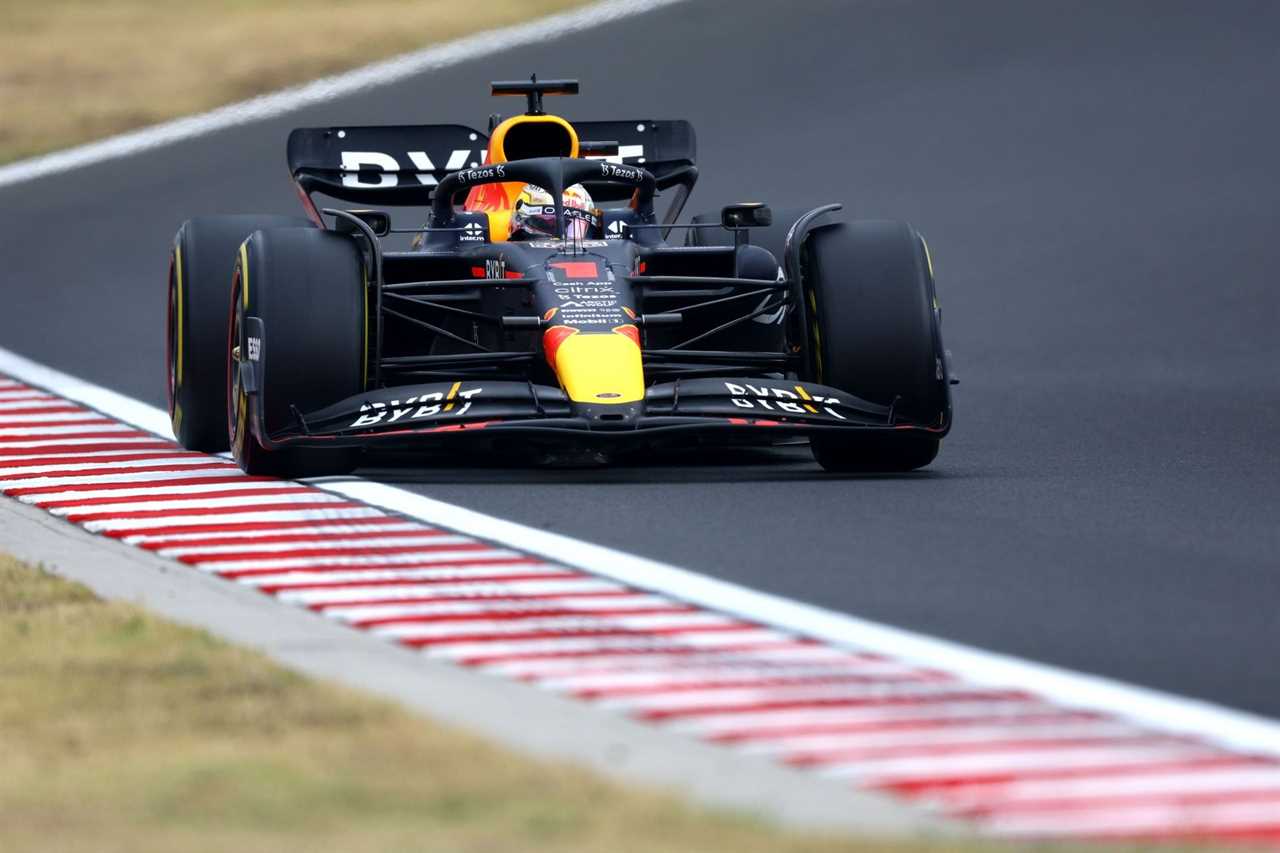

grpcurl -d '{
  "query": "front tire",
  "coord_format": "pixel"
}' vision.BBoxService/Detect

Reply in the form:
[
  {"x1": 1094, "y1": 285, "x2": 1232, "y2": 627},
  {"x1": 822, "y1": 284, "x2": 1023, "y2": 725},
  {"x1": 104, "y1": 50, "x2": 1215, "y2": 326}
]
[
  {"x1": 801, "y1": 221, "x2": 949, "y2": 473},
  {"x1": 167, "y1": 215, "x2": 313, "y2": 451},
  {"x1": 229, "y1": 227, "x2": 365, "y2": 478}
]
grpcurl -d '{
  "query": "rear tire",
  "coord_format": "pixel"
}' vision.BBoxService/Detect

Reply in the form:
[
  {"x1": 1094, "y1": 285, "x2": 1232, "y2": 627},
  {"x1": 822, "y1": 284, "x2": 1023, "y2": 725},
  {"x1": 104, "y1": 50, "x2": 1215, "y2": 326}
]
[
  {"x1": 802, "y1": 221, "x2": 949, "y2": 473},
  {"x1": 167, "y1": 215, "x2": 313, "y2": 451},
  {"x1": 229, "y1": 227, "x2": 365, "y2": 478}
]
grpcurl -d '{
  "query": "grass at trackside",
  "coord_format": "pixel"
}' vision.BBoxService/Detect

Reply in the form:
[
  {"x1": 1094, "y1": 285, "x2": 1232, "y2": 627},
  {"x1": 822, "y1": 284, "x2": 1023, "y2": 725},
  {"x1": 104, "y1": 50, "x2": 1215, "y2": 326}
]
[
  {"x1": 0, "y1": 0, "x2": 592, "y2": 165},
  {"x1": 0, "y1": 554, "x2": 937, "y2": 853},
  {"x1": 0, "y1": 554, "x2": 1212, "y2": 852}
]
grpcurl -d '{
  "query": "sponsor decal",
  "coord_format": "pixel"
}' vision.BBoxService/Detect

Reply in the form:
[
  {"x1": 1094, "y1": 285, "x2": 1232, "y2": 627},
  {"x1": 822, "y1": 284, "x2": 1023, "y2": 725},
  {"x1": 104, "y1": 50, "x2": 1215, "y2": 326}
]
[
  {"x1": 545, "y1": 263, "x2": 626, "y2": 327},
  {"x1": 470, "y1": 259, "x2": 506, "y2": 279},
  {"x1": 549, "y1": 261, "x2": 599, "y2": 278},
  {"x1": 553, "y1": 281, "x2": 616, "y2": 306},
  {"x1": 339, "y1": 149, "x2": 474, "y2": 188},
  {"x1": 460, "y1": 221, "x2": 487, "y2": 242},
  {"x1": 598, "y1": 162, "x2": 643, "y2": 183},
  {"x1": 455, "y1": 164, "x2": 506, "y2": 184},
  {"x1": 246, "y1": 336, "x2": 261, "y2": 362},
  {"x1": 723, "y1": 382, "x2": 846, "y2": 420},
  {"x1": 586, "y1": 143, "x2": 645, "y2": 166},
  {"x1": 349, "y1": 382, "x2": 482, "y2": 428}
]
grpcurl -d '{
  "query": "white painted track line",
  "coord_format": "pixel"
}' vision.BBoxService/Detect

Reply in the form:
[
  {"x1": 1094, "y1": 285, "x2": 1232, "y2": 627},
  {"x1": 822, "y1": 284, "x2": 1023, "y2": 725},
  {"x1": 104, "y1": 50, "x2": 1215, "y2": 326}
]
[{"x1": 0, "y1": 0, "x2": 686, "y2": 189}]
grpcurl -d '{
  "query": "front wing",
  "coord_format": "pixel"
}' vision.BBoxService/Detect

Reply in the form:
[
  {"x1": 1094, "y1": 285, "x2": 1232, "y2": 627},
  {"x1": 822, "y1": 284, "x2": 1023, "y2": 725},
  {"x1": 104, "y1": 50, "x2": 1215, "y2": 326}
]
[{"x1": 249, "y1": 377, "x2": 948, "y2": 452}]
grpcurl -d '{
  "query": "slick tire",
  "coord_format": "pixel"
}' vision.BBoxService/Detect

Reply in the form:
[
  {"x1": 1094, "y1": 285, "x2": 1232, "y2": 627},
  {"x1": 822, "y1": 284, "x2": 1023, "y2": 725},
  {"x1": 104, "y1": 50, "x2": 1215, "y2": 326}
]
[
  {"x1": 228, "y1": 227, "x2": 365, "y2": 478},
  {"x1": 802, "y1": 221, "x2": 949, "y2": 473},
  {"x1": 168, "y1": 214, "x2": 314, "y2": 451}
]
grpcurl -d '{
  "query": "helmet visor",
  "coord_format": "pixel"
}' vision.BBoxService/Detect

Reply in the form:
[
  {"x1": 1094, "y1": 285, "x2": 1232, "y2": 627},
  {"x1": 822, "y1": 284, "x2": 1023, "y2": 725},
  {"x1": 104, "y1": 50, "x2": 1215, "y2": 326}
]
[
  {"x1": 513, "y1": 199, "x2": 557, "y2": 238},
  {"x1": 564, "y1": 205, "x2": 602, "y2": 240}
]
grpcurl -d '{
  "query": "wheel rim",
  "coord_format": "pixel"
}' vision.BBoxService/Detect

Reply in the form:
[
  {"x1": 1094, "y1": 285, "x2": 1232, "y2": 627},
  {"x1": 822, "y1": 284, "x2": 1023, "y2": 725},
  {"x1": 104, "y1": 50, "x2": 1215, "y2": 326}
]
[{"x1": 227, "y1": 266, "x2": 247, "y2": 458}]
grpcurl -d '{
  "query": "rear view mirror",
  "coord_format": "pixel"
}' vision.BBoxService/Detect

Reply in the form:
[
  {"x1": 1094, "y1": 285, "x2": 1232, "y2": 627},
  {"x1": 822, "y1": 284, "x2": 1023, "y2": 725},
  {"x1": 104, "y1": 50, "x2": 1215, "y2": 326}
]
[
  {"x1": 721, "y1": 203, "x2": 773, "y2": 229},
  {"x1": 334, "y1": 209, "x2": 391, "y2": 237}
]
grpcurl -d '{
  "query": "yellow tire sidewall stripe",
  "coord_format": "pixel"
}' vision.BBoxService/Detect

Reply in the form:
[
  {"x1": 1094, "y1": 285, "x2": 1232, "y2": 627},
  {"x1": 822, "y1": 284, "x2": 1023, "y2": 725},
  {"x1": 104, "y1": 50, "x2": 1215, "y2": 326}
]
[{"x1": 174, "y1": 243, "x2": 184, "y2": 385}]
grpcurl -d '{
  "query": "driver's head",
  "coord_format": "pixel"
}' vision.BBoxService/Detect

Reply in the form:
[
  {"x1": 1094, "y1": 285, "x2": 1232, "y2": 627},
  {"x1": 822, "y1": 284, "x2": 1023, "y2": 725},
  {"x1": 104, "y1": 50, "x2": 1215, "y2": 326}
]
[{"x1": 509, "y1": 183, "x2": 601, "y2": 241}]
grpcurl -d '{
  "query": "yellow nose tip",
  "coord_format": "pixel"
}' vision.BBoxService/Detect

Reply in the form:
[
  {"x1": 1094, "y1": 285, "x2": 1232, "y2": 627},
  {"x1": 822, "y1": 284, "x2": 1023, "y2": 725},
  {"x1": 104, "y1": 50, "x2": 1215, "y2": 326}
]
[{"x1": 550, "y1": 329, "x2": 644, "y2": 404}]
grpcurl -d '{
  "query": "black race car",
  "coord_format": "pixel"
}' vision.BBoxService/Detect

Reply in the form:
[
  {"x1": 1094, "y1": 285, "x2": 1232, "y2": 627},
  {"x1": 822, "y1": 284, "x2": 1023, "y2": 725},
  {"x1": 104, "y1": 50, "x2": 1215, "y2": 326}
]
[{"x1": 167, "y1": 77, "x2": 955, "y2": 477}]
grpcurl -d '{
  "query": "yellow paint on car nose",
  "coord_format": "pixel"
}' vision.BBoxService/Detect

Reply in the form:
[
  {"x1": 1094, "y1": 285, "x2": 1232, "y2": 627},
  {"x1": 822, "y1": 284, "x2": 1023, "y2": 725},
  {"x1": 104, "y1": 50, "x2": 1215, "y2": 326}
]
[{"x1": 550, "y1": 329, "x2": 644, "y2": 404}]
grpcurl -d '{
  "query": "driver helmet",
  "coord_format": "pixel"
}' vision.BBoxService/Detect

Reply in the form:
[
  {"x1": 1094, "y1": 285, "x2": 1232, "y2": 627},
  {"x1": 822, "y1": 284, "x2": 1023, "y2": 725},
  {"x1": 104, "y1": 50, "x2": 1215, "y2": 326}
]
[{"x1": 509, "y1": 183, "x2": 602, "y2": 241}]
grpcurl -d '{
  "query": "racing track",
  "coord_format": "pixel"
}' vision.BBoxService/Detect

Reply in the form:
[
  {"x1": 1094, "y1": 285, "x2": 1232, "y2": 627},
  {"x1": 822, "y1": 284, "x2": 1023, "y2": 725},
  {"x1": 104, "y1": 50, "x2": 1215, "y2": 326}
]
[{"x1": 3, "y1": 0, "x2": 1279, "y2": 724}]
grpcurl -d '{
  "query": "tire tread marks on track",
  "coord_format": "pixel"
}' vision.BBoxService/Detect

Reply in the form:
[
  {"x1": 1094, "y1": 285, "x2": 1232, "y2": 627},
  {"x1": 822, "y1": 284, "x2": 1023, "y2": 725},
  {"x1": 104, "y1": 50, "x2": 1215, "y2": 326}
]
[{"x1": 2, "y1": 375, "x2": 1279, "y2": 844}]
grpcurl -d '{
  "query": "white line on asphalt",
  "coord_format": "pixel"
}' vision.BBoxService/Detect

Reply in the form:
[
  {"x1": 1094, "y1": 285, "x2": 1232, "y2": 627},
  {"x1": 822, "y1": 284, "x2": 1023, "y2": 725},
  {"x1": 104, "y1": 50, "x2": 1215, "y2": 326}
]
[{"x1": 0, "y1": 0, "x2": 687, "y2": 189}]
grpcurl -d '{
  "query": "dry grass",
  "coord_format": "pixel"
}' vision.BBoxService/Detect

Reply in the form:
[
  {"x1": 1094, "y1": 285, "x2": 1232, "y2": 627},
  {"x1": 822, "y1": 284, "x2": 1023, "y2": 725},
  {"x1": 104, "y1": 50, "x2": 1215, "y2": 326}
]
[
  {"x1": 0, "y1": 554, "x2": 1211, "y2": 852},
  {"x1": 0, "y1": 554, "x2": 963, "y2": 853},
  {"x1": 0, "y1": 0, "x2": 590, "y2": 164}
]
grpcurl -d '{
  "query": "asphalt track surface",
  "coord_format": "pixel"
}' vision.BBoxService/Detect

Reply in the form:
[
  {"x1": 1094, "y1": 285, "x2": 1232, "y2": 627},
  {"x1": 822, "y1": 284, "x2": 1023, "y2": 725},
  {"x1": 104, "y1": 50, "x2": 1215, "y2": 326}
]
[{"x1": 3, "y1": 0, "x2": 1278, "y2": 717}]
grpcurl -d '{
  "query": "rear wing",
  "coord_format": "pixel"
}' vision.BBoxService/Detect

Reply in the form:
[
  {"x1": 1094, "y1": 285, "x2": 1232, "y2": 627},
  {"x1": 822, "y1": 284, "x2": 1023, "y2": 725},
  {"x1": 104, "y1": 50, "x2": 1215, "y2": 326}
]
[{"x1": 286, "y1": 119, "x2": 697, "y2": 208}]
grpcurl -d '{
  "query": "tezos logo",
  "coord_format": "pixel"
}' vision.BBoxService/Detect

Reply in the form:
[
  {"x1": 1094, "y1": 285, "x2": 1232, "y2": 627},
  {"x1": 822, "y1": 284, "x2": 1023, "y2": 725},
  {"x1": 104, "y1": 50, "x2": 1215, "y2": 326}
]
[
  {"x1": 599, "y1": 162, "x2": 641, "y2": 182},
  {"x1": 455, "y1": 164, "x2": 506, "y2": 184}
]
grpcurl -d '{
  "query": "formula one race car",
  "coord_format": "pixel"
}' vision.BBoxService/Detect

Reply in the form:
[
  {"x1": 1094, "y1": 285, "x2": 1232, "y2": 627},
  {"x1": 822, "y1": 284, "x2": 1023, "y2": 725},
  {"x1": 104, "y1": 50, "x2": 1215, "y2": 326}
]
[{"x1": 167, "y1": 77, "x2": 955, "y2": 477}]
